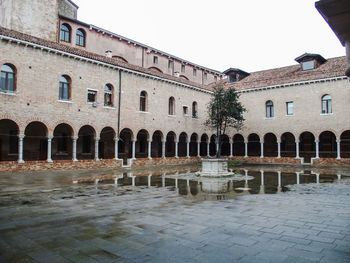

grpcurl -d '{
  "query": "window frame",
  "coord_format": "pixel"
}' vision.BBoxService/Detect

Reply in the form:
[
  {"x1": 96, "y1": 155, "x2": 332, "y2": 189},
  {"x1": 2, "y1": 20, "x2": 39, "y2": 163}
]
[
  {"x1": 139, "y1": 91, "x2": 147, "y2": 112},
  {"x1": 192, "y1": 101, "x2": 198, "y2": 118},
  {"x1": 104, "y1": 84, "x2": 113, "y2": 107},
  {"x1": 60, "y1": 23, "x2": 71, "y2": 43},
  {"x1": 76, "y1": 28, "x2": 86, "y2": 47},
  {"x1": 153, "y1": 56, "x2": 158, "y2": 64},
  {"x1": 0, "y1": 64, "x2": 16, "y2": 93},
  {"x1": 58, "y1": 75, "x2": 71, "y2": 101},
  {"x1": 193, "y1": 68, "x2": 197, "y2": 77},
  {"x1": 321, "y1": 94, "x2": 332, "y2": 114},
  {"x1": 266, "y1": 100, "x2": 274, "y2": 118},
  {"x1": 168, "y1": 97, "x2": 175, "y2": 115},
  {"x1": 181, "y1": 65, "x2": 185, "y2": 73},
  {"x1": 87, "y1": 89, "x2": 97, "y2": 103},
  {"x1": 286, "y1": 101, "x2": 294, "y2": 116},
  {"x1": 203, "y1": 72, "x2": 207, "y2": 80}
]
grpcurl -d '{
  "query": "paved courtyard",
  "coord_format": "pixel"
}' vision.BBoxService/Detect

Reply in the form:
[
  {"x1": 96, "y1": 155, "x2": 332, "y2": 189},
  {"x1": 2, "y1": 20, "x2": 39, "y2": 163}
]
[{"x1": 0, "y1": 167, "x2": 349, "y2": 263}]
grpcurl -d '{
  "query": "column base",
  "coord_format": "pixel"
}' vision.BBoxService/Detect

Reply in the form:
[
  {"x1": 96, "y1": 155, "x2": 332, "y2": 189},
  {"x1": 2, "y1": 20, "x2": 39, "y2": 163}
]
[
  {"x1": 18, "y1": 160, "x2": 24, "y2": 164},
  {"x1": 47, "y1": 159, "x2": 53, "y2": 163},
  {"x1": 72, "y1": 158, "x2": 78, "y2": 162}
]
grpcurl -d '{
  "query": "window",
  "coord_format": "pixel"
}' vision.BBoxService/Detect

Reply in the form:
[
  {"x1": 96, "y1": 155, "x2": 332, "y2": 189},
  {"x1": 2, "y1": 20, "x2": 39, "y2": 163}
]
[
  {"x1": 60, "y1": 24, "x2": 71, "y2": 42},
  {"x1": 181, "y1": 65, "x2": 185, "y2": 73},
  {"x1": 214, "y1": 76, "x2": 217, "y2": 82},
  {"x1": 193, "y1": 69, "x2": 197, "y2": 76},
  {"x1": 139, "y1": 91, "x2": 147, "y2": 111},
  {"x1": 192, "y1": 101, "x2": 198, "y2": 118},
  {"x1": 0, "y1": 64, "x2": 15, "y2": 93},
  {"x1": 59, "y1": 75, "x2": 70, "y2": 100},
  {"x1": 87, "y1": 90, "x2": 97, "y2": 103},
  {"x1": 104, "y1": 84, "x2": 113, "y2": 106},
  {"x1": 183, "y1": 106, "x2": 188, "y2": 115},
  {"x1": 321, "y1": 94, "x2": 332, "y2": 114},
  {"x1": 229, "y1": 75, "x2": 237, "y2": 83},
  {"x1": 76, "y1": 29, "x2": 85, "y2": 47},
  {"x1": 204, "y1": 72, "x2": 207, "y2": 80},
  {"x1": 266, "y1": 100, "x2": 274, "y2": 118},
  {"x1": 286, "y1": 101, "x2": 294, "y2": 115},
  {"x1": 302, "y1": 60, "x2": 315, "y2": 71},
  {"x1": 168, "y1": 60, "x2": 173, "y2": 69},
  {"x1": 169, "y1": 97, "x2": 175, "y2": 115},
  {"x1": 153, "y1": 56, "x2": 158, "y2": 64}
]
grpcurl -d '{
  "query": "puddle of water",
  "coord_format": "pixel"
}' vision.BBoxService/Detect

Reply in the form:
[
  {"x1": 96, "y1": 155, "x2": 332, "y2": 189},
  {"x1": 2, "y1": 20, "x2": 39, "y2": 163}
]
[{"x1": 0, "y1": 165, "x2": 348, "y2": 204}]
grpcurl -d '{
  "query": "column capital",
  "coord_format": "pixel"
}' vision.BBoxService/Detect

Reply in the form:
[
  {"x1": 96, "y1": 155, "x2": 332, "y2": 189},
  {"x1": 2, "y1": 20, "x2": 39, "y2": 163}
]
[
  {"x1": 336, "y1": 139, "x2": 341, "y2": 143},
  {"x1": 314, "y1": 140, "x2": 319, "y2": 143},
  {"x1": 147, "y1": 139, "x2": 152, "y2": 143},
  {"x1": 47, "y1": 136, "x2": 53, "y2": 140},
  {"x1": 18, "y1": 134, "x2": 25, "y2": 139},
  {"x1": 72, "y1": 136, "x2": 78, "y2": 140},
  {"x1": 132, "y1": 139, "x2": 137, "y2": 142},
  {"x1": 95, "y1": 137, "x2": 100, "y2": 141},
  {"x1": 277, "y1": 140, "x2": 281, "y2": 144},
  {"x1": 260, "y1": 140, "x2": 264, "y2": 144},
  {"x1": 114, "y1": 137, "x2": 119, "y2": 142}
]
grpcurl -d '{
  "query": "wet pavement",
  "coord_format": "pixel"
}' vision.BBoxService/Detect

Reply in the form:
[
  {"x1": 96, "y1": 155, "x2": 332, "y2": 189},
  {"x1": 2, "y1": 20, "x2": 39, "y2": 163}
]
[{"x1": 0, "y1": 165, "x2": 350, "y2": 263}]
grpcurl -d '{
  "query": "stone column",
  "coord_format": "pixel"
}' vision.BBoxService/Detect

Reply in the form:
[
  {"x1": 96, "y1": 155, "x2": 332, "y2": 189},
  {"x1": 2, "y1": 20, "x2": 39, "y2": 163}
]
[
  {"x1": 186, "y1": 141, "x2": 190, "y2": 158},
  {"x1": 18, "y1": 134, "x2": 25, "y2": 163},
  {"x1": 72, "y1": 136, "x2": 78, "y2": 162},
  {"x1": 114, "y1": 138, "x2": 119, "y2": 160},
  {"x1": 131, "y1": 139, "x2": 136, "y2": 159},
  {"x1": 316, "y1": 173, "x2": 320, "y2": 184},
  {"x1": 197, "y1": 141, "x2": 200, "y2": 157},
  {"x1": 229, "y1": 140, "x2": 233, "y2": 157},
  {"x1": 162, "y1": 140, "x2": 166, "y2": 159},
  {"x1": 336, "y1": 140, "x2": 341, "y2": 159},
  {"x1": 175, "y1": 140, "x2": 179, "y2": 158},
  {"x1": 277, "y1": 171, "x2": 281, "y2": 187},
  {"x1": 260, "y1": 141, "x2": 264, "y2": 158},
  {"x1": 148, "y1": 140, "x2": 152, "y2": 159},
  {"x1": 277, "y1": 140, "x2": 281, "y2": 158},
  {"x1": 95, "y1": 137, "x2": 100, "y2": 161},
  {"x1": 244, "y1": 142, "x2": 248, "y2": 157},
  {"x1": 260, "y1": 170, "x2": 264, "y2": 186},
  {"x1": 47, "y1": 136, "x2": 53, "y2": 162},
  {"x1": 207, "y1": 141, "x2": 210, "y2": 157},
  {"x1": 295, "y1": 141, "x2": 300, "y2": 158},
  {"x1": 315, "y1": 140, "x2": 319, "y2": 159},
  {"x1": 296, "y1": 172, "x2": 300, "y2": 185},
  {"x1": 148, "y1": 174, "x2": 152, "y2": 187}
]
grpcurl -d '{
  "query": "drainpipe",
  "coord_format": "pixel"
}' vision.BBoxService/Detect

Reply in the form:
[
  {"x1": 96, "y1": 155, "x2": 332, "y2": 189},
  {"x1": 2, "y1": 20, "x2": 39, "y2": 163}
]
[{"x1": 117, "y1": 70, "x2": 122, "y2": 141}]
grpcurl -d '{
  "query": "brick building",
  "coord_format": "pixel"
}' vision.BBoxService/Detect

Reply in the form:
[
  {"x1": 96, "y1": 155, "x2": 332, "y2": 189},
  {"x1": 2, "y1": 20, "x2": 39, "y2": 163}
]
[{"x1": 0, "y1": 0, "x2": 349, "y2": 171}]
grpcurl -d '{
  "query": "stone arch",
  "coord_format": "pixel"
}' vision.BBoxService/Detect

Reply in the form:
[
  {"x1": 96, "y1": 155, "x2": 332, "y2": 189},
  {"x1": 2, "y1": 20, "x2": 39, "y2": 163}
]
[
  {"x1": 340, "y1": 130, "x2": 350, "y2": 158},
  {"x1": 99, "y1": 127, "x2": 116, "y2": 159},
  {"x1": 264, "y1": 133, "x2": 277, "y2": 157},
  {"x1": 77, "y1": 125, "x2": 96, "y2": 160},
  {"x1": 166, "y1": 131, "x2": 176, "y2": 157},
  {"x1": 148, "y1": 67, "x2": 163, "y2": 73},
  {"x1": 136, "y1": 129, "x2": 149, "y2": 158},
  {"x1": 200, "y1": 133, "x2": 208, "y2": 156},
  {"x1": 152, "y1": 130, "x2": 163, "y2": 158},
  {"x1": 220, "y1": 134, "x2": 230, "y2": 156},
  {"x1": 248, "y1": 133, "x2": 260, "y2": 156},
  {"x1": 119, "y1": 128, "x2": 134, "y2": 161},
  {"x1": 0, "y1": 119, "x2": 19, "y2": 161},
  {"x1": 319, "y1": 131, "x2": 337, "y2": 158},
  {"x1": 281, "y1": 132, "x2": 296, "y2": 157},
  {"x1": 24, "y1": 121, "x2": 48, "y2": 161},
  {"x1": 233, "y1": 134, "x2": 245, "y2": 156},
  {"x1": 112, "y1": 55, "x2": 128, "y2": 63},
  {"x1": 189, "y1": 133, "x2": 198, "y2": 156},
  {"x1": 299, "y1": 131, "x2": 315, "y2": 162},
  {"x1": 178, "y1": 132, "x2": 188, "y2": 157},
  {"x1": 52, "y1": 123, "x2": 74, "y2": 160}
]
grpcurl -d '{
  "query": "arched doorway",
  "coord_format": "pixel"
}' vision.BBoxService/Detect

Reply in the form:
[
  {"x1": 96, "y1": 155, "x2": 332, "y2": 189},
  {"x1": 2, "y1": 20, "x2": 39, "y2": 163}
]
[
  {"x1": 281, "y1": 132, "x2": 296, "y2": 157},
  {"x1": 299, "y1": 132, "x2": 315, "y2": 162},
  {"x1": 248, "y1": 133, "x2": 260, "y2": 156},
  {"x1": 0, "y1": 119, "x2": 19, "y2": 161},
  {"x1": 119, "y1": 128, "x2": 133, "y2": 161},
  {"x1": 220, "y1": 134, "x2": 230, "y2": 156},
  {"x1": 24, "y1": 122, "x2": 48, "y2": 161},
  {"x1": 99, "y1": 127, "x2": 115, "y2": 159},
  {"x1": 77, "y1": 125, "x2": 96, "y2": 160},
  {"x1": 178, "y1": 132, "x2": 188, "y2": 157},
  {"x1": 166, "y1": 131, "x2": 176, "y2": 157},
  {"x1": 52, "y1": 123, "x2": 73, "y2": 160},
  {"x1": 264, "y1": 133, "x2": 277, "y2": 157},
  {"x1": 209, "y1": 135, "x2": 216, "y2": 156},
  {"x1": 233, "y1": 134, "x2": 244, "y2": 156},
  {"x1": 200, "y1": 134, "x2": 208, "y2": 156},
  {"x1": 319, "y1": 131, "x2": 337, "y2": 158},
  {"x1": 189, "y1": 133, "x2": 198, "y2": 156},
  {"x1": 340, "y1": 130, "x2": 350, "y2": 158},
  {"x1": 136, "y1": 129, "x2": 149, "y2": 158},
  {"x1": 152, "y1": 130, "x2": 163, "y2": 158}
]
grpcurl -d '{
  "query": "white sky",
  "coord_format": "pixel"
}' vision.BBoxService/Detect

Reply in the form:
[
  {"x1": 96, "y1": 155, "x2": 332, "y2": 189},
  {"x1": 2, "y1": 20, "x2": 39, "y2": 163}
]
[{"x1": 73, "y1": 0, "x2": 345, "y2": 73}]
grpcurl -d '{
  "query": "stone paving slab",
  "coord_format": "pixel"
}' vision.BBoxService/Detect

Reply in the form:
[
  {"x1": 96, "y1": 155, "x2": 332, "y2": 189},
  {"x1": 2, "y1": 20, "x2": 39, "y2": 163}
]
[{"x1": 0, "y1": 172, "x2": 350, "y2": 262}]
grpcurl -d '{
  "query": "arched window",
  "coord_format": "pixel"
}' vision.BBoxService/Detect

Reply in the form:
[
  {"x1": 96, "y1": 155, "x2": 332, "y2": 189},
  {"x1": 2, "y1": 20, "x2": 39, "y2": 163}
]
[
  {"x1": 60, "y1": 24, "x2": 71, "y2": 42},
  {"x1": 321, "y1": 94, "x2": 332, "y2": 114},
  {"x1": 169, "y1": 97, "x2": 175, "y2": 115},
  {"x1": 192, "y1": 101, "x2": 198, "y2": 118},
  {"x1": 59, "y1": 75, "x2": 70, "y2": 100},
  {"x1": 104, "y1": 84, "x2": 113, "y2": 106},
  {"x1": 139, "y1": 91, "x2": 147, "y2": 111},
  {"x1": 76, "y1": 29, "x2": 86, "y2": 47},
  {"x1": 0, "y1": 64, "x2": 15, "y2": 92},
  {"x1": 266, "y1": 100, "x2": 274, "y2": 118}
]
